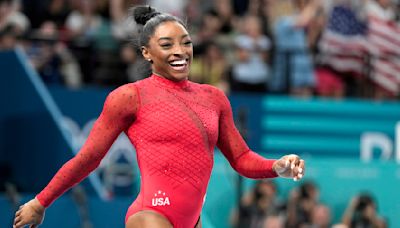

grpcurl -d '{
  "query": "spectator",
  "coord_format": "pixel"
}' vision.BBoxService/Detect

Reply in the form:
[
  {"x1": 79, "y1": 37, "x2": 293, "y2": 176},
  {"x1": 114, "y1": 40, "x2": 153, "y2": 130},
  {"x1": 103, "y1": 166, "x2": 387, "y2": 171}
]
[
  {"x1": 235, "y1": 0, "x2": 275, "y2": 45},
  {"x1": 286, "y1": 181, "x2": 324, "y2": 227},
  {"x1": 258, "y1": 0, "x2": 276, "y2": 39},
  {"x1": 341, "y1": 193, "x2": 387, "y2": 228},
  {"x1": 230, "y1": 14, "x2": 271, "y2": 93},
  {"x1": 269, "y1": 0, "x2": 320, "y2": 96},
  {"x1": 23, "y1": 21, "x2": 83, "y2": 87},
  {"x1": 364, "y1": 0, "x2": 399, "y2": 99},
  {"x1": 316, "y1": 1, "x2": 368, "y2": 98},
  {"x1": 233, "y1": 180, "x2": 284, "y2": 228},
  {"x1": 42, "y1": 0, "x2": 70, "y2": 29},
  {"x1": 184, "y1": 0, "x2": 212, "y2": 32},
  {"x1": 64, "y1": 0, "x2": 101, "y2": 84},
  {"x1": 262, "y1": 214, "x2": 285, "y2": 228},
  {"x1": 147, "y1": 0, "x2": 187, "y2": 18},
  {"x1": 211, "y1": 0, "x2": 236, "y2": 35},
  {"x1": 190, "y1": 41, "x2": 229, "y2": 93},
  {"x1": 65, "y1": 0, "x2": 104, "y2": 43},
  {"x1": 191, "y1": 9, "x2": 222, "y2": 47},
  {"x1": 246, "y1": 0, "x2": 262, "y2": 17},
  {"x1": 96, "y1": 0, "x2": 111, "y2": 19},
  {"x1": 120, "y1": 43, "x2": 149, "y2": 82},
  {"x1": 0, "y1": 24, "x2": 19, "y2": 50},
  {"x1": 364, "y1": 0, "x2": 395, "y2": 20},
  {"x1": 66, "y1": 0, "x2": 123, "y2": 86},
  {"x1": 307, "y1": 204, "x2": 332, "y2": 228},
  {"x1": 315, "y1": 67, "x2": 346, "y2": 99},
  {"x1": 110, "y1": 0, "x2": 145, "y2": 40},
  {"x1": 0, "y1": 0, "x2": 30, "y2": 35}
]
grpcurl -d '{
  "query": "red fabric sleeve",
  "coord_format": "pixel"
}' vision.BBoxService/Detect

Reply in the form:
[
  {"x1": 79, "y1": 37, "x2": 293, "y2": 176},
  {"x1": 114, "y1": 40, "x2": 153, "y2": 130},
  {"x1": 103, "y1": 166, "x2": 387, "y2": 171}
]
[
  {"x1": 216, "y1": 89, "x2": 278, "y2": 179},
  {"x1": 36, "y1": 83, "x2": 138, "y2": 207}
]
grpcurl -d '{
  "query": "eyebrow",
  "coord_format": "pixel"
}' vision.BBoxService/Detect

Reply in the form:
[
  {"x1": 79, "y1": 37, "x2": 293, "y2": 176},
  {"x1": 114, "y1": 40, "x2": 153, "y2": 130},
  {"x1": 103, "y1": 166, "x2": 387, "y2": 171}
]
[{"x1": 157, "y1": 34, "x2": 190, "y2": 41}]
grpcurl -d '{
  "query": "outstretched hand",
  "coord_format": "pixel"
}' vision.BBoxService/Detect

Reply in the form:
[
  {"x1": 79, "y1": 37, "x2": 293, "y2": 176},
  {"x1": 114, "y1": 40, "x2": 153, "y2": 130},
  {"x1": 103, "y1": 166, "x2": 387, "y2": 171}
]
[
  {"x1": 273, "y1": 154, "x2": 305, "y2": 181},
  {"x1": 14, "y1": 197, "x2": 45, "y2": 228}
]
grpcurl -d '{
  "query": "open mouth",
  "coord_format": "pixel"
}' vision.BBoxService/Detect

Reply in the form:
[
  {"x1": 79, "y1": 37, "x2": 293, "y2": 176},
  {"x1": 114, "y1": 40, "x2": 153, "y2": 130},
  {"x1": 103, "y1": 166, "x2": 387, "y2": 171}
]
[{"x1": 169, "y1": 59, "x2": 189, "y2": 71}]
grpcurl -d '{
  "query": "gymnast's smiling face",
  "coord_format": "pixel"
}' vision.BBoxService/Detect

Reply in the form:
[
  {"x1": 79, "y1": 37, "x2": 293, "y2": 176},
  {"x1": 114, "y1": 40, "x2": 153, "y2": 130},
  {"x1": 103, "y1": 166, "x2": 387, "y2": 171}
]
[{"x1": 141, "y1": 21, "x2": 193, "y2": 82}]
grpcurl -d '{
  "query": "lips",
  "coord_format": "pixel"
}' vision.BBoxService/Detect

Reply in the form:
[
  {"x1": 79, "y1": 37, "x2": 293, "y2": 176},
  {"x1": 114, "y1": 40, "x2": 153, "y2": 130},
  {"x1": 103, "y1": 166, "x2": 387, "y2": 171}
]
[{"x1": 169, "y1": 59, "x2": 189, "y2": 71}]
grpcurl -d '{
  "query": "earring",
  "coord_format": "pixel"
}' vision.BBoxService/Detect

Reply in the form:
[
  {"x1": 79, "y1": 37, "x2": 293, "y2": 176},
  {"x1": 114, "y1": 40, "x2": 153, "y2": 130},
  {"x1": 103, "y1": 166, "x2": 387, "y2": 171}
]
[{"x1": 147, "y1": 59, "x2": 153, "y2": 63}]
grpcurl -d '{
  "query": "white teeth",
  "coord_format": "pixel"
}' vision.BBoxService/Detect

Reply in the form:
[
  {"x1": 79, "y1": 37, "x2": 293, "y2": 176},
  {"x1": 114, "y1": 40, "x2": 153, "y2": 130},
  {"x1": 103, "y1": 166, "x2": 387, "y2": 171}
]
[{"x1": 170, "y1": 59, "x2": 186, "y2": 65}]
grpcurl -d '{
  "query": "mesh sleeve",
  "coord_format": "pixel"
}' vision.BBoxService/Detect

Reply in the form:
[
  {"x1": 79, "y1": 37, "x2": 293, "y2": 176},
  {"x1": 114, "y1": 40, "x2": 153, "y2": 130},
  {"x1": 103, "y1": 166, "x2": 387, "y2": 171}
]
[
  {"x1": 36, "y1": 83, "x2": 139, "y2": 207},
  {"x1": 216, "y1": 89, "x2": 278, "y2": 179}
]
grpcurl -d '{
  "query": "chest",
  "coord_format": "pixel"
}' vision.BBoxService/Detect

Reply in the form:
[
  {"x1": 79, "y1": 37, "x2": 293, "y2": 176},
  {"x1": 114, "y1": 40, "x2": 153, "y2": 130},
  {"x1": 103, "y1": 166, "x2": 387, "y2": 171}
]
[{"x1": 131, "y1": 88, "x2": 220, "y2": 147}]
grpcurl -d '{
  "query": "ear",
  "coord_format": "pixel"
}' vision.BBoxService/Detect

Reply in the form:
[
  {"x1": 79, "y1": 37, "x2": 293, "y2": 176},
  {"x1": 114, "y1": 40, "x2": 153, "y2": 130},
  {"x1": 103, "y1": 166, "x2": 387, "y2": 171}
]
[{"x1": 141, "y1": 46, "x2": 151, "y2": 60}]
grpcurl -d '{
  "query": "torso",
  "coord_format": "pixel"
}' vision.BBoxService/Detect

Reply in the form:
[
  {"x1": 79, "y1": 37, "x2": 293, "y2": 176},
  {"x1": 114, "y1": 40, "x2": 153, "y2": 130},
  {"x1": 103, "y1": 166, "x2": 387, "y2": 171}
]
[{"x1": 125, "y1": 75, "x2": 222, "y2": 228}]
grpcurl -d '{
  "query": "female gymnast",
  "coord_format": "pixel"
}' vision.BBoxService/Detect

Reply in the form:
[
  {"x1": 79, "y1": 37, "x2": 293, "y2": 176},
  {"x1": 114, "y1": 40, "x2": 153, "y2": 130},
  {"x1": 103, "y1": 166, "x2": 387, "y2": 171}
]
[{"x1": 13, "y1": 5, "x2": 305, "y2": 228}]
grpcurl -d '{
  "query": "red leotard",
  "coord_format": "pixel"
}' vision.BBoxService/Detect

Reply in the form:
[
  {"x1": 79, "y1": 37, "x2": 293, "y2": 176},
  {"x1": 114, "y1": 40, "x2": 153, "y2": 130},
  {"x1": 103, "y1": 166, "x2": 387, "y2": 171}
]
[{"x1": 36, "y1": 74, "x2": 278, "y2": 228}]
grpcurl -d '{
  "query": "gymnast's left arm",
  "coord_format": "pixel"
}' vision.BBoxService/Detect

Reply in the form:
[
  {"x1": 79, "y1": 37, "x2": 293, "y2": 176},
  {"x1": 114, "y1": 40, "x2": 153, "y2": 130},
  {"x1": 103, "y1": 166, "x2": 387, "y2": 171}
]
[{"x1": 215, "y1": 89, "x2": 305, "y2": 181}]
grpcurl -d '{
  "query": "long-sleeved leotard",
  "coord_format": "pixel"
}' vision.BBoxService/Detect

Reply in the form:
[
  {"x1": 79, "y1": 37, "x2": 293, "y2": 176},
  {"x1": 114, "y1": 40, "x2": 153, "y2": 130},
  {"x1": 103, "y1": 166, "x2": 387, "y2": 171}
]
[{"x1": 36, "y1": 74, "x2": 278, "y2": 228}]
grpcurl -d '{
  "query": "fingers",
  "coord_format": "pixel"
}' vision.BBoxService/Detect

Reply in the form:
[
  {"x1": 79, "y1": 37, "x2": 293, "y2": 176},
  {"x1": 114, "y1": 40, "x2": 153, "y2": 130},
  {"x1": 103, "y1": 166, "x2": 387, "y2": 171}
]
[
  {"x1": 285, "y1": 154, "x2": 305, "y2": 181},
  {"x1": 14, "y1": 204, "x2": 25, "y2": 225},
  {"x1": 14, "y1": 219, "x2": 27, "y2": 228},
  {"x1": 14, "y1": 215, "x2": 25, "y2": 228},
  {"x1": 274, "y1": 154, "x2": 306, "y2": 180},
  {"x1": 294, "y1": 159, "x2": 305, "y2": 181},
  {"x1": 13, "y1": 206, "x2": 36, "y2": 228},
  {"x1": 14, "y1": 215, "x2": 36, "y2": 228},
  {"x1": 286, "y1": 154, "x2": 300, "y2": 168},
  {"x1": 14, "y1": 211, "x2": 22, "y2": 225},
  {"x1": 15, "y1": 209, "x2": 22, "y2": 217}
]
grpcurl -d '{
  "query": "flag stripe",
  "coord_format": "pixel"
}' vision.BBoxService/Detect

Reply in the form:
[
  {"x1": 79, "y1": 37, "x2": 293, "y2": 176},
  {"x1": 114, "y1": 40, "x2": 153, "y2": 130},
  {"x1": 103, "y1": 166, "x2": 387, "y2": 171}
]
[{"x1": 318, "y1": 5, "x2": 400, "y2": 94}]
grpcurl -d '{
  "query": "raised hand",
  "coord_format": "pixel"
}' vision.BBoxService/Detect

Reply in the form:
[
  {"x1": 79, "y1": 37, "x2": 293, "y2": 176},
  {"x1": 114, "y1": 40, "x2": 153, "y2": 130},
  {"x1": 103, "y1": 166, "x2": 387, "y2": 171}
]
[
  {"x1": 273, "y1": 154, "x2": 305, "y2": 181},
  {"x1": 14, "y1": 198, "x2": 45, "y2": 228}
]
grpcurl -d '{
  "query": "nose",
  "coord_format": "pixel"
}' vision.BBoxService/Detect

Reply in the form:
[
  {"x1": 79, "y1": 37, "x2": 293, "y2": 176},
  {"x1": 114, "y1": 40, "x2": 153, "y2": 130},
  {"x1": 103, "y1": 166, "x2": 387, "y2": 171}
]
[{"x1": 172, "y1": 44, "x2": 185, "y2": 56}]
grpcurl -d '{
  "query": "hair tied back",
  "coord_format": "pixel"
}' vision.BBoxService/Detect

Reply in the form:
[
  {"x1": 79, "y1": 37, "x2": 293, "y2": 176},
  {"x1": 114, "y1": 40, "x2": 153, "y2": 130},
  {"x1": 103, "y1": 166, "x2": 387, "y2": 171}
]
[{"x1": 132, "y1": 5, "x2": 161, "y2": 26}]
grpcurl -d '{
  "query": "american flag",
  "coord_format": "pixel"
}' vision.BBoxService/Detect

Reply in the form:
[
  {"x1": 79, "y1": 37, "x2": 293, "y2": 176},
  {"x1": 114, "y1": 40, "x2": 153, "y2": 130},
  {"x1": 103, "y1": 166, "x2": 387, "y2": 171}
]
[
  {"x1": 318, "y1": 5, "x2": 400, "y2": 95},
  {"x1": 368, "y1": 15, "x2": 400, "y2": 94}
]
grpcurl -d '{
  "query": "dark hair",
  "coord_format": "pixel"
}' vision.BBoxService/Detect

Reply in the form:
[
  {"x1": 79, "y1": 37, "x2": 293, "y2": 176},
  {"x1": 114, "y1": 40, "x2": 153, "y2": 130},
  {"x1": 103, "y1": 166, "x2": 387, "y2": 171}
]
[
  {"x1": 130, "y1": 5, "x2": 187, "y2": 48},
  {"x1": 355, "y1": 193, "x2": 375, "y2": 211},
  {"x1": 128, "y1": 5, "x2": 187, "y2": 78},
  {"x1": 253, "y1": 180, "x2": 276, "y2": 201},
  {"x1": 299, "y1": 181, "x2": 317, "y2": 199}
]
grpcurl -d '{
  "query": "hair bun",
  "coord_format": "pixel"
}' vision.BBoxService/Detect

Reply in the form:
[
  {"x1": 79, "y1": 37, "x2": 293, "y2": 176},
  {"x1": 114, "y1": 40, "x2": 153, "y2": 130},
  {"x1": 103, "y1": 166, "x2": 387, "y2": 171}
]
[{"x1": 132, "y1": 5, "x2": 161, "y2": 26}]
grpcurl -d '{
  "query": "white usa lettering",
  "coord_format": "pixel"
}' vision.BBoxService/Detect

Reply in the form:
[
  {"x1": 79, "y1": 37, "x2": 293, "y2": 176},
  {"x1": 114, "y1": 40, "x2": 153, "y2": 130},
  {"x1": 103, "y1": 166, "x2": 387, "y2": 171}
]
[
  {"x1": 151, "y1": 190, "x2": 170, "y2": 206},
  {"x1": 152, "y1": 197, "x2": 170, "y2": 206}
]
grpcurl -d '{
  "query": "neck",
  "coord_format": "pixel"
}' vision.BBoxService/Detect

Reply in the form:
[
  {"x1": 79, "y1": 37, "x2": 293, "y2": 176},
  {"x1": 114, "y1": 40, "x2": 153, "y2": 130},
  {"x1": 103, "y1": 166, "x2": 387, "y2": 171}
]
[{"x1": 152, "y1": 72, "x2": 188, "y2": 82}]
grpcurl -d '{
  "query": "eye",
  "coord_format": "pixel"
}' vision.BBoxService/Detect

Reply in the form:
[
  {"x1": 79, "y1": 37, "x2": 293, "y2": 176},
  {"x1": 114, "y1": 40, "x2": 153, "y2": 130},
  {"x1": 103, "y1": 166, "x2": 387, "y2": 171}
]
[
  {"x1": 160, "y1": 43, "x2": 172, "y2": 48},
  {"x1": 183, "y1": 40, "x2": 192, "y2": 46}
]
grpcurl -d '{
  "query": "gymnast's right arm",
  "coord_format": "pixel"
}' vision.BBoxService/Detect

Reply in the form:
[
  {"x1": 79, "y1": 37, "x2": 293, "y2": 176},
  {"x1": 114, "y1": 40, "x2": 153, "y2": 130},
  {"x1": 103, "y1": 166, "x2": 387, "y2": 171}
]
[{"x1": 13, "y1": 83, "x2": 139, "y2": 228}]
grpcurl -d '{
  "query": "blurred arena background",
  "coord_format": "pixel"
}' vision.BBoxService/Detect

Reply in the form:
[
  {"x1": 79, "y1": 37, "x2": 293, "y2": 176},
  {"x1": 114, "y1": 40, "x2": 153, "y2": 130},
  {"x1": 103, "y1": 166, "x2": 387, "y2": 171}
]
[{"x1": 1, "y1": 0, "x2": 400, "y2": 227}]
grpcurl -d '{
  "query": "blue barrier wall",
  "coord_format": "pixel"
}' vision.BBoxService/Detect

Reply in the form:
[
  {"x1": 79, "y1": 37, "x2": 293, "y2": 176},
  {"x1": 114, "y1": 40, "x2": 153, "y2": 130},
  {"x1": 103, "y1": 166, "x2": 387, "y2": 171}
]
[
  {"x1": 0, "y1": 50, "x2": 75, "y2": 193},
  {"x1": 1, "y1": 49, "x2": 400, "y2": 227},
  {"x1": 261, "y1": 96, "x2": 400, "y2": 158},
  {"x1": 229, "y1": 93, "x2": 400, "y2": 159}
]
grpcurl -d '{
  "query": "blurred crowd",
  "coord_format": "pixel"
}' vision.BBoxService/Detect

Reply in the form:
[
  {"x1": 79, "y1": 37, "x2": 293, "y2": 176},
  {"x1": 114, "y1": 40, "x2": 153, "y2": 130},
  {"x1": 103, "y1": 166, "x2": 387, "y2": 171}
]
[
  {"x1": 1, "y1": 0, "x2": 400, "y2": 100},
  {"x1": 0, "y1": 1, "x2": 394, "y2": 226},
  {"x1": 231, "y1": 180, "x2": 387, "y2": 228}
]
